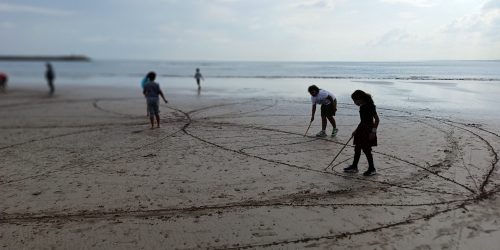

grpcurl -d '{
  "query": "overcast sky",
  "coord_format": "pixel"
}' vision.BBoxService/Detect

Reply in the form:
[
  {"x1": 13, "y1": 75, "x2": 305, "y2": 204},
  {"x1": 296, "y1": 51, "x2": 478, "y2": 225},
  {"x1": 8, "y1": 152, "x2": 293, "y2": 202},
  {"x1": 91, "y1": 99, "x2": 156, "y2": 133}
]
[{"x1": 0, "y1": 0, "x2": 499, "y2": 61}]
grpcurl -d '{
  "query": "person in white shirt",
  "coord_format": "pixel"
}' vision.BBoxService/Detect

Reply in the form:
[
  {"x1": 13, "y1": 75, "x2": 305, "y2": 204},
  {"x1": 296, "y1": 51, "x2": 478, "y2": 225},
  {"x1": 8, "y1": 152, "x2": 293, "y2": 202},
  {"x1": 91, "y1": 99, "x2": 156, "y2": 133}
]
[{"x1": 308, "y1": 85, "x2": 338, "y2": 137}]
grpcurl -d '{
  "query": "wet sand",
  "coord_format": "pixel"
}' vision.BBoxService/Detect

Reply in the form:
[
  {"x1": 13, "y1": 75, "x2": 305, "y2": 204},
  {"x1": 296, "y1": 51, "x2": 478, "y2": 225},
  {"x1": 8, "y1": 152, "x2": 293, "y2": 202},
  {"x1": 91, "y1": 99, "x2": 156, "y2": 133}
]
[{"x1": 1, "y1": 84, "x2": 500, "y2": 249}]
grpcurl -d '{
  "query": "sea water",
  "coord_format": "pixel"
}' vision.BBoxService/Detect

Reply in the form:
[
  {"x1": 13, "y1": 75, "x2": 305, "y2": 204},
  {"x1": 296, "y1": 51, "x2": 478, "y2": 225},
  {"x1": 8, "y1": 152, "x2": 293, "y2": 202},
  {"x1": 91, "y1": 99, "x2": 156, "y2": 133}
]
[
  {"x1": 2, "y1": 60, "x2": 500, "y2": 81},
  {"x1": 1, "y1": 60, "x2": 499, "y2": 118}
]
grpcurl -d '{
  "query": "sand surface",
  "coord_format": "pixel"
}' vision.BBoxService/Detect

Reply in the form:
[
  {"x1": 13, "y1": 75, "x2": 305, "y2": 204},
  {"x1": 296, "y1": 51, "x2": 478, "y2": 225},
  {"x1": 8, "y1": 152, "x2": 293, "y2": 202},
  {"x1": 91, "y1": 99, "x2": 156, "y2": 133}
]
[{"x1": 1, "y1": 84, "x2": 500, "y2": 249}]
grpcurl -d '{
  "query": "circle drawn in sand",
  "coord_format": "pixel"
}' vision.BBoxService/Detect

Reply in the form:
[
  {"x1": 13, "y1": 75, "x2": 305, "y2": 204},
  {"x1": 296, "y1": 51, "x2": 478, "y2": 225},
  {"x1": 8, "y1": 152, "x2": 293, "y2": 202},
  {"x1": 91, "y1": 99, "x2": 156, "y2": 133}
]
[{"x1": 1, "y1": 95, "x2": 499, "y2": 249}]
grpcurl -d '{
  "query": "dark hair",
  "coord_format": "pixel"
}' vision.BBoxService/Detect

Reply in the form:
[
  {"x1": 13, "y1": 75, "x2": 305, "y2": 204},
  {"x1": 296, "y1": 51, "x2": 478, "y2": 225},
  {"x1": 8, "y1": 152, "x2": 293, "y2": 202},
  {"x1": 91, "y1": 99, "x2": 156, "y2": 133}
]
[
  {"x1": 308, "y1": 85, "x2": 319, "y2": 92},
  {"x1": 146, "y1": 71, "x2": 156, "y2": 81},
  {"x1": 351, "y1": 89, "x2": 374, "y2": 104}
]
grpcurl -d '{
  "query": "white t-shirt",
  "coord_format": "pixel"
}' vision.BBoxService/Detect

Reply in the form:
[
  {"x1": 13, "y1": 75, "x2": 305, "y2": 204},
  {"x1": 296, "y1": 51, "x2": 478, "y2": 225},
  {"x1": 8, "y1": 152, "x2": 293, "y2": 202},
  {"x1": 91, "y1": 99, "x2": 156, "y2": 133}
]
[{"x1": 311, "y1": 89, "x2": 335, "y2": 105}]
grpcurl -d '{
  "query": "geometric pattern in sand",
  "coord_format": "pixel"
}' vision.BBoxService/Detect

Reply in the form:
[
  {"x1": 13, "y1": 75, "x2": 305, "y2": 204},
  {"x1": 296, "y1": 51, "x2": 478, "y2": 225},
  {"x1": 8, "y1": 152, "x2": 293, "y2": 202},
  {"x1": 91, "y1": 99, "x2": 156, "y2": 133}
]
[{"x1": 1, "y1": 90, "x2": 500, "y2": 249}]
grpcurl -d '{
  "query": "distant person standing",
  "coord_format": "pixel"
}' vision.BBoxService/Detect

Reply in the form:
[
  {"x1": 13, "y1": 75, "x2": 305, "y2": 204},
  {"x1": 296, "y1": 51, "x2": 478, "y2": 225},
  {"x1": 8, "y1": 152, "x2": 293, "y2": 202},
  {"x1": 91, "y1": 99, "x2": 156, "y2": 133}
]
[
  {"x1": 194, "y1": 68, "x2": 204, "y2": 89},
  {"x1": 0, "y1": 72, "x2": 7, "y2": 92},
  {"x1": 143, "y1": 71, "x2": 168, "y2": 129},
  {"x1": 45, "y1": 63, "x2": 55, "y2": 95}
]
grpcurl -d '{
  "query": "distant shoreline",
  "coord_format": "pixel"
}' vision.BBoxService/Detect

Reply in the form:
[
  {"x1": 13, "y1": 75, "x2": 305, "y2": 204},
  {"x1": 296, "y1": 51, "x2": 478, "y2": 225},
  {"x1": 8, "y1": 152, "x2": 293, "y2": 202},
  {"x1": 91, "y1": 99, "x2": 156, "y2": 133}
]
[{"x1": 0, "y1": 55, "x2": 91, "y2": 62}]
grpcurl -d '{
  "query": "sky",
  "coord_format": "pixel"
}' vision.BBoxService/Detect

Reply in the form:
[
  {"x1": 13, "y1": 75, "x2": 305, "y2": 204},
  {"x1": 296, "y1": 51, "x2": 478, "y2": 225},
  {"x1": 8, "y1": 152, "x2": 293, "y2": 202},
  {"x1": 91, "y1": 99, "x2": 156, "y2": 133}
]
[{"x1": 0, "y1": 0, "x2": 499, "y2": 61}]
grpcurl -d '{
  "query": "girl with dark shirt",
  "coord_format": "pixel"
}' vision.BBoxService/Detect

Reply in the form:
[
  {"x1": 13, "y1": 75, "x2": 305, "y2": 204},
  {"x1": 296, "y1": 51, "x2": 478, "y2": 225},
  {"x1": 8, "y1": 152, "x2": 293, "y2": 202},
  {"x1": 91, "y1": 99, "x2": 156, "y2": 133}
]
[{"x1": 344, "y1": 90, "x2": 380, "y2": 176}]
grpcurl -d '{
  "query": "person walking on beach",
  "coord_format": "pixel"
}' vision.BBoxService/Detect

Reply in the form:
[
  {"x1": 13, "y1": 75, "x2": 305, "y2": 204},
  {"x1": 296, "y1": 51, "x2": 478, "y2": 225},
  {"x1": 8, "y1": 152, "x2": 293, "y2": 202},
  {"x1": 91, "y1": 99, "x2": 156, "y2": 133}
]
[
  {"x1": 344, "y1": 90, "x2": 380, "y2": 176},
  {"x1": 141, "y1": 73, "x2": 151, "y2": 116},
  {"x1": 194, "y1": 68, "x2": 204, "y2": 89},
  {"x1": 141, "y1": 74, "x2": 150, "y2": 89},
  {"x1": 45, "y1": 62, "x2": 55, "y2": 95},
  {"x1": 308, "y1": 85, "x2": 338, "y2": 137},
  {"x1": 0, "y1": 72, "x2": 7, "y2": 92},
  {"x1": 143, "y1": 71, "x2": 168, "y2": 129}
]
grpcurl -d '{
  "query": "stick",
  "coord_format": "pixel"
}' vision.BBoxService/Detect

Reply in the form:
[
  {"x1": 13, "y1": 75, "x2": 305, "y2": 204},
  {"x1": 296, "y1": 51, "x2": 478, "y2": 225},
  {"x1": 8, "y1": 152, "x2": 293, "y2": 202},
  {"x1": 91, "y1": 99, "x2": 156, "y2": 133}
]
[
  {"x1": 303, "y1": 121, "x2": 313, "y2": 137},
  {"x1": 325, "y1": 135, "x2": 353, "y2": 170}
]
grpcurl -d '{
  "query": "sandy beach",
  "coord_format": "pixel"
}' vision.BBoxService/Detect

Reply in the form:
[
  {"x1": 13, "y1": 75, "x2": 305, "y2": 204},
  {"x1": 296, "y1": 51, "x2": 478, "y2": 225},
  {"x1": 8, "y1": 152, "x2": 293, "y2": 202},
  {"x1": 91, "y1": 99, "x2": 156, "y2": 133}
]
[{"x1": 1, "y1": 81, "x2": 500, "y2": 249}]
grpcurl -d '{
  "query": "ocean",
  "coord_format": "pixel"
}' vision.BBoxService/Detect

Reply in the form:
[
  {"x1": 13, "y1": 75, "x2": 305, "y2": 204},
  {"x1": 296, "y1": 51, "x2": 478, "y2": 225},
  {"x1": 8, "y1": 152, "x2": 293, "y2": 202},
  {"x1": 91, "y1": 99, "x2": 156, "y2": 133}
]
[
  {"x1": 2, "y1": 60, "x2": 500, "y2": 82},
  {"x1": 1, "y1": 60, "x2": 500, "y2": 117}
]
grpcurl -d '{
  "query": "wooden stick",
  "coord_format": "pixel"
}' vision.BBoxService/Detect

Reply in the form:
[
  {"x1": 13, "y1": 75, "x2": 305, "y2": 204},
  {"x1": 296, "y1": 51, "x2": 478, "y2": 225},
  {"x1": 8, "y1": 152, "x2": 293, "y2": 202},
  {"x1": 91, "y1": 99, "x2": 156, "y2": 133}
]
[
  {"x1": 325, "y1": 135, "x2": 354, "y2": 170},
  {"x1": 304, "y1": 121, "x2": 313, "y2": 137}
]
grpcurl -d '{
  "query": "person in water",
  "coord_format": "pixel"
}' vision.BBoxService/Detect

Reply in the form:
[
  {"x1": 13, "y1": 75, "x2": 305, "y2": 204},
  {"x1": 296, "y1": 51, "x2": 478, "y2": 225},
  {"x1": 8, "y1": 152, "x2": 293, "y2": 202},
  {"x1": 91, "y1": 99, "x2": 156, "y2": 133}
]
[
  {"x1": 45, "y1": 62, "x2": 55, "y2": 95},
  {"x1": 194, "y1": 68, "x2": 204, "y2": 89}
]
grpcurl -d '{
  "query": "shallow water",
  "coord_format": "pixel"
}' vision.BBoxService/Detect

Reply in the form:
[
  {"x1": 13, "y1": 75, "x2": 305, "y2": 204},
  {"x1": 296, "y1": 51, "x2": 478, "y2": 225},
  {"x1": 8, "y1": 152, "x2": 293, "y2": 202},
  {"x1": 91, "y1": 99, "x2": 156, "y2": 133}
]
[{"x1": 2, "y1": 60, "x2": 499, "y2": 121}]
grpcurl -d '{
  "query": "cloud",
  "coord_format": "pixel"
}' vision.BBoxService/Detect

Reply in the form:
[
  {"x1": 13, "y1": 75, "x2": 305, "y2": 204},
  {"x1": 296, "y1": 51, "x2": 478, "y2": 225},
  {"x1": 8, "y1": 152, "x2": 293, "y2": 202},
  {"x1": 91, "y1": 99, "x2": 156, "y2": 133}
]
[
  {"x1": 0, "y1": 3, "x2": 71, "y2": 16},
  {"x1": 83, "y1": 36, "x2": 114, "y2": 44},
  {"x1": 482, "y1": 1, "x2": 500, "y2": 39},
  {"x1": 368, "y1": 28, "x2": 414, "y2": 46},
  {"x1": 380, "y1": 0, "x2": 435, "y2": 7},
  {"x1": 0, "y1": 21, "x2": 14, "y2": 29},
  {"x1": 482, "y1": 6, "x2": 500, "y2": 25},
  {"x1": 206, "y1": 0, "x2": 240, "y2": 4},
  {"x1": 442, "y1": 0, "x2": 500, "y2": 39},
  {"x1": 444, "y1": 14, "x2": 482, "y2": 33},
  {"x1": 291, "y1": 0, "x2": 342, "y2": 9},
  {"x1": 483, "y1": 0, "x2": 500, "y2": 10}
]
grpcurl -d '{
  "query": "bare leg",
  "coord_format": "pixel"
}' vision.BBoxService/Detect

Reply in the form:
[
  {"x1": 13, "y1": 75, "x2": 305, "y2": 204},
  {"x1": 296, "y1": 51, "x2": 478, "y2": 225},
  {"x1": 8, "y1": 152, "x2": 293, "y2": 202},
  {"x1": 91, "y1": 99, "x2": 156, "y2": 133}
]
[
  {"x1": 48, "y1": 79, "x2": 54, "y2": 95},
  {"x1": 149, "y1": 116, "x2": 155, "y2": 129},
  {"x1": 326, "y1": 116, "x2": 336, "y2": 128},
  {"x1": 155, "y1": 114, "x2": 160, "y2": 128},
  {"x1": 321, "y1": 116, "x2": 327, "y2": 130}
]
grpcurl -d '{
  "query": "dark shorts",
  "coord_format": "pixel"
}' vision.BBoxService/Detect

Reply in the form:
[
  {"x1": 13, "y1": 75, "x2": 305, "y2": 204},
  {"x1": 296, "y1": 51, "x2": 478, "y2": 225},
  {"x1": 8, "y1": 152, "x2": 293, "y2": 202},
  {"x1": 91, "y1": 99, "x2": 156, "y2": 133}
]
[
  {"x1": 147, "y1": 98, "x2": 159, "y2": 116},
  {"x1": 320, "y1": 99, "x2": 337, "y2": 117}
]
